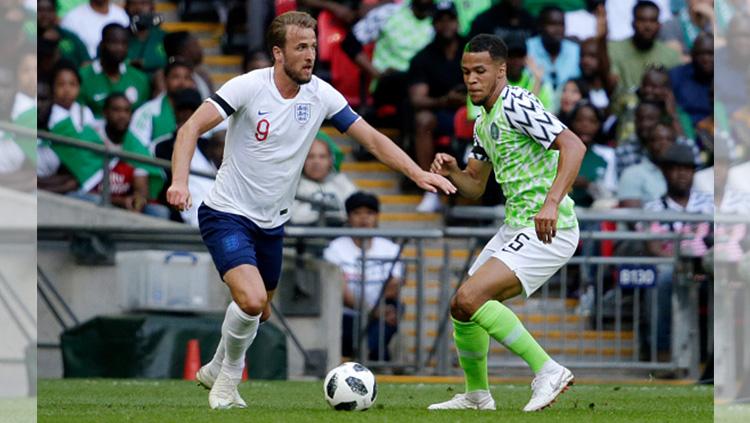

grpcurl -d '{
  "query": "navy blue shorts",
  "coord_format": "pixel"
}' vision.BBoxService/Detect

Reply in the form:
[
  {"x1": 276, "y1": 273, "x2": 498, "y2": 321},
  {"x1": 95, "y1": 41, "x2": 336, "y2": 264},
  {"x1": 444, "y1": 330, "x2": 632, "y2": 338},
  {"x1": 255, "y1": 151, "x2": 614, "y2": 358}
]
[{"x1": 198, "y1": 203, "x2": 284, "y2": 291}]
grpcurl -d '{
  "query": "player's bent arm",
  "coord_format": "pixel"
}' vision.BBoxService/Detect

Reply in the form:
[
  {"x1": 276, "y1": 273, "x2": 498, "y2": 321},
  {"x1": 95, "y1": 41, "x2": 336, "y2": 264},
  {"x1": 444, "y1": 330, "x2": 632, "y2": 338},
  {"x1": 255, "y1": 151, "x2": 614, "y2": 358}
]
[
  {"x1": 547, "y1": 129, "x2": 586, "y2": 205},
  {"x1": 449, "y1": 158, "x2": 492, "y2": 201},
  {"x1": 346, "y1": 118, "x2": 424, "y2": 181},
  {"x1": 171, "y1": 102, "x2": 224, "y2": 185}
]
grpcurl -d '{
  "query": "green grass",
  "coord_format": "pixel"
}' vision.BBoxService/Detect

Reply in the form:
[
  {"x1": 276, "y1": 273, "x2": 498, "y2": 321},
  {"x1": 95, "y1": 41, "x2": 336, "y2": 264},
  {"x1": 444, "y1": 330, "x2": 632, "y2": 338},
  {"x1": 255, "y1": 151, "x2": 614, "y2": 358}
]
[
  {"x1": 38, "y1": 379, "x2": 712, "y2": 422},
  {"x1": 0, "y1": 397, "x2": 37, "y2": 423}
]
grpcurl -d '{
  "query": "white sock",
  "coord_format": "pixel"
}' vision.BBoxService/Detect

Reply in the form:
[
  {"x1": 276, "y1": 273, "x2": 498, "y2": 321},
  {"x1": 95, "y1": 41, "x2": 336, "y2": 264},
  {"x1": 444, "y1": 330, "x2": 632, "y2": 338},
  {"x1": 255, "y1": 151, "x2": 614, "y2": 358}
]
[
  {"x1": 220, "y1": 301, "x2": 260, "y2": 379},
  {"x1": 538, "y1": 359, "x2": 562, "y2": 375},
  {"x1": 206, "y1": 336, "x2": 225, "y2": 377}
]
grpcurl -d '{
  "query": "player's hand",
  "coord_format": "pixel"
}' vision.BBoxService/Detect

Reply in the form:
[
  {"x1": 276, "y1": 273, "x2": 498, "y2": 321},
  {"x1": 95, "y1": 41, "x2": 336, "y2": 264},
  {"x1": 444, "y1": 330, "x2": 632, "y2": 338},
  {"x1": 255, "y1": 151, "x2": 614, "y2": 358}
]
[
  {"x1": 166, "y1": 182, "x2": 192, "y2": 211},
  {"x1": 534, "y1": 198, "x2": 559, "y2": 244},
  {"x1": 430, "y1": 153, "x2": 460, "y2": 177},
  {"x1": 413, "y1": 170, "x2": 457, "y2": 195}
]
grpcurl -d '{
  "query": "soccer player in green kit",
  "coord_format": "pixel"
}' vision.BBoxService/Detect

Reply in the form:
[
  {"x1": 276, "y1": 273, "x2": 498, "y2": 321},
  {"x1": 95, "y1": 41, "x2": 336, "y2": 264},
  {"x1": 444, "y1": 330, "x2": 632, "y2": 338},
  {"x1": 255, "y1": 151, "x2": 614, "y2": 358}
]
[{"x1": 428, "y1": 34, "x2": 586, "y2": 412}]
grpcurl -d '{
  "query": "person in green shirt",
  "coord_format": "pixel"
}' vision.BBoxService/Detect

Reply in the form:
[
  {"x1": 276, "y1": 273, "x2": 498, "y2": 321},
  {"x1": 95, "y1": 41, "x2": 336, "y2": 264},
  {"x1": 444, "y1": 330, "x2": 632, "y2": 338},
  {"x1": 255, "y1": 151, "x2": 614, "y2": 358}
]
[
  {"x1": 427, "y1": 34, "x2": 586, "y2": 413},
  {"x1": 79, "y1": 23, "x2": 151, "y2": 118},
  {"x1": 606, "y1": 1, "x2": 682, "y2": 93},
  {"x1": 125, "y1": 0, "x2": 167, "y2": 75},
  {"x1": 38, "y1": 0, "x2": 92, "y2": 68},
  {"x1": 129, "y1": 59, "x2": 196, "y2": 149}
]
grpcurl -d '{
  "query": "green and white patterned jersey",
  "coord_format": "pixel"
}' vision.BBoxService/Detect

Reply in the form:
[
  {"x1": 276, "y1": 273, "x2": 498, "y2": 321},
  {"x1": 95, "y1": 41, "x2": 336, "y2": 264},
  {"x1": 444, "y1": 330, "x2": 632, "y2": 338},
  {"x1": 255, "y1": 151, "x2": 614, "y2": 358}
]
[{"x1": 472, "y1": 85, "x2": 577, "y2": 229}]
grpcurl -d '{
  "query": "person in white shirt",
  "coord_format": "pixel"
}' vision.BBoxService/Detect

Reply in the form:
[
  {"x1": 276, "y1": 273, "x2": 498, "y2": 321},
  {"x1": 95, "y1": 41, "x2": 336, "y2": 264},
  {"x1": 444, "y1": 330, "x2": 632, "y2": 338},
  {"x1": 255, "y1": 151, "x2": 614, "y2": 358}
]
[
  {"x1": 60, "y1": 0, "x2": 130, "y2": 59},
  {"x1": 166, "y1": 11, "x2": 455, "y2": 410},
  {"x1": 324, "y1": 192, "x2": 403, "y2": 361}
]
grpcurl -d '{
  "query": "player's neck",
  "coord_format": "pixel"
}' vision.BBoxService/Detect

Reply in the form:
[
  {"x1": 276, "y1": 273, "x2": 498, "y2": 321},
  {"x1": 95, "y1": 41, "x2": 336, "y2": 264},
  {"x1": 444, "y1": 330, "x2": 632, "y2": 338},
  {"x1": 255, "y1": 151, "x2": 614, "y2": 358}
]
[
  {"x1": 483, "y1": 80, "x2": 507, "y2": 110},
  {"x1": 273, "y1": 65, "x2": 300, "y2": 99}
]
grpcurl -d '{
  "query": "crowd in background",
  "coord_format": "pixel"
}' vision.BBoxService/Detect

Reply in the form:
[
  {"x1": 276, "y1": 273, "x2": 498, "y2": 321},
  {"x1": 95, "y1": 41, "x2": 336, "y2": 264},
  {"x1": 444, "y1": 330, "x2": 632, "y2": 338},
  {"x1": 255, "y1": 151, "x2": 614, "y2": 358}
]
[{"x1": 15, "y1": 0, "x2": 750, "y2": 362}]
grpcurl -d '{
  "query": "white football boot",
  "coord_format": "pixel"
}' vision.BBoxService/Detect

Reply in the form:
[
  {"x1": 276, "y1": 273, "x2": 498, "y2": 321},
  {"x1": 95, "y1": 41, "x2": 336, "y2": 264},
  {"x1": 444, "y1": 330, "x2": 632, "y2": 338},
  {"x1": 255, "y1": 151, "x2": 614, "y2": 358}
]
[
  {"x1": 208, "y1": 371, "x2": 247, "y2": 410},
  {"x1": 522, "y1": 364, "x2": 574, "y2": 412},
  {"x1": 427, "y1": 391, "x2": 496, "y2": 410},
  {"x1": 196, "y1": 364, "x2": 217, "y2": 390}
]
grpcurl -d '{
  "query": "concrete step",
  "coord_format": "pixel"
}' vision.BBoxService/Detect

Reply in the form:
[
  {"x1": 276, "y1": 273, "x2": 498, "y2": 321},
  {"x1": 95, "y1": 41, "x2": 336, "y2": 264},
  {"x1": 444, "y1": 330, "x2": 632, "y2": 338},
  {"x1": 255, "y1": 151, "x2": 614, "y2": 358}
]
[{"x1": 162, "y1": 21, "x2": 223, "y2": 34}]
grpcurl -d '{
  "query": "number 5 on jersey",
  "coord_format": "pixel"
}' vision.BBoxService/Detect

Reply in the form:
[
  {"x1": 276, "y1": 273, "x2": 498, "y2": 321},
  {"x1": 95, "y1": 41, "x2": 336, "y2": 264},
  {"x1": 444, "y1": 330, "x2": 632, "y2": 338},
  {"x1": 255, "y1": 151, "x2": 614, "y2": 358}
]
[{"x1": 255, "y1": 119, "x2": 270, "y2": 141}]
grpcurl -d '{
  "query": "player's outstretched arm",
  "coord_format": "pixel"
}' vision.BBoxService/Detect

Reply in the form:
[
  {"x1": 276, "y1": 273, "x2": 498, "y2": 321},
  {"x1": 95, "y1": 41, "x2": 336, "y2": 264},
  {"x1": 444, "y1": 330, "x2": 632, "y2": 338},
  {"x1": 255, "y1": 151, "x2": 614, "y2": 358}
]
[
  {"x1": 430, "y1": 154, "x2": 492, "y2": 201},
  {"x1": 166, "y1": 102, "x2": 224, "y2": 211},
  {"x1": 346, "y1": 119, "x2": 457, "y2": 195},
  {"x1": 535, "y1": 129, "x2": 586, "y2": 243}
]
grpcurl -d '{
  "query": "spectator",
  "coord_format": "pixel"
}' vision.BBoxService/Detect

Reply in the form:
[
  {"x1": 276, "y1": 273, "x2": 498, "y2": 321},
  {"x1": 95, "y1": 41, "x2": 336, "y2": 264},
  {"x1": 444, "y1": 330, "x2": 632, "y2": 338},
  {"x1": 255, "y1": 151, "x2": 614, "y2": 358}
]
[
  {"x1": 60, "y1": 0, "x2": 130, "y2": 59},
  {"x1": 11, "y1": 48, "x2": 36, "y2": 120},
  {"x1": 297, "y1": 0, "x2": 360, "y2": 25},
  {"x1": 38, "y1": 0, "x2": 91, "y2": 68},
  {"x1": 407, "y1": 2, "x2": 464, "y2": 213},
  {"x1": 242, "y1": 49, "x2": 272, "y2": 73},
  {"x1": 0, "y1": 64, "x2": 26, "y2": 182},
  {"x1": 468, "y1": 0, "x2": 536, "y2": 41},
  {"x1": 606, "y1": 0, "x2": 673, "y2": 41},
  {"x1": 506, "y1": 35, "x2": 554, "y2": 109},
  {"x1": 618, "y1": 121, "x2": 677, "y2": 207},
  {"x1": 125, "y1": 0, "x2": 167, "y2": 75},
  {"x1": 38, "y1": 80, "x2": 80, "y2": 194},
  {"x1": 526, "y1": 5, "x2": 580, "y2": 91},
  {"x1": 640, "y1": 142, "x2": 713, "y2": 359},
  {"x1": 452, "y1": 0, "x2": 492, "y2": 37},
  {"x1": 47, "y1": 60, "x2": 104, "y2": 194},
  {"x1": 291, "y1": 138, "x2": 357, "y2": 226},
  {"x1": 154, "y1": 88, "x2": 220, "y2": 225},
  {"x1": 164, "y1": 31, "x2": 213, "y2": 99},
  {"x1": 607, "y1": 1, "x2": 682, "y2": 93},
  {"x1": 716, "y1": 14, "x2": 750, "y2": 115},
  {"x1": 558, "y1": 79, "x2": 589, "y2": 125},
  {"x1": 660, "y1": 0, "x2": 714, "y2": 56},
  {"x1": 130, "y1": 59, "x2": 195, "y2": 149},
  {"x1": 669, "y1": 32, "x2": 713, "y2": 130},
  {"x1": 614, "y1": 66, "x2": 683, "y2": 146},
  {"x1": 341, "y1": 0, "x2": 435, "y2": 115},
  {"x1": 323, "y1": 192, "x2": 403, "y2": 361},
  {"x1": 569, "y1": 101, "x2": 616, "y2": 207},
  {"x1": 579, "y1": 35, "x2": 615, "y2": 110},
  {"x1": 79, "y1": 24, "x2": 151, "y2": 119},
  {"x1": 97, "y1": 93, "x2": 168, "y2": 217}
]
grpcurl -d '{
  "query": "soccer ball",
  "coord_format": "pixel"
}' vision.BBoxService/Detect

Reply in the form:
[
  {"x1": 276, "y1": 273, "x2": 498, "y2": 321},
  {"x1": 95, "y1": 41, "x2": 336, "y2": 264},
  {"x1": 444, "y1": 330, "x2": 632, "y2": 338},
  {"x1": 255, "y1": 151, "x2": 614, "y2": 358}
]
[{"x1": 323, "y1": 362, "x2": 377, "y2": 411}]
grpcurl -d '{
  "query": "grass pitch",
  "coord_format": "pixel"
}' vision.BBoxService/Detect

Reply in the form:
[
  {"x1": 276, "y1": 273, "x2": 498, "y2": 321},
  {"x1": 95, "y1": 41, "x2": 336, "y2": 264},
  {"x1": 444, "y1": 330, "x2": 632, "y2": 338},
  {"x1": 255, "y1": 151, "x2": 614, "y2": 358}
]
[{"x1": 37, "y1": 379, "x2": 712, "y2": 422}]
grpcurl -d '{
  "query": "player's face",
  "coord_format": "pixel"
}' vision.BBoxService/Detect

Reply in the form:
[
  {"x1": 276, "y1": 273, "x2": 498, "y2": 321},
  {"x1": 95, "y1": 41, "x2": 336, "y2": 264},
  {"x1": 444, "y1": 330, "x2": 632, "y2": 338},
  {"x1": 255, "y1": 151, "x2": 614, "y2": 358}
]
[
  {"x1": 101, "y1": 28, "x2": 129, "y2": 64},
  {"x1": 53, "y1": 69, "x2": 80, "y2": 110},
  {"x1": 165, "y1": 65, "x2": 195, "y2": 96},
  {"x1": 104, "y1": 97, "x2": 133, "y2": 135},
  {"x1": 279, "y1": 25, "x2": 317, "y2": 85},
  {"x1": 303, "y1": 140, "x2": 333, "y2": 182},
  {"x1": 461, "y1": 51, "x2": 505, "y2": 107},
  {"x1": 348, "y1": 207, "x2": 378, "y2": 228}
]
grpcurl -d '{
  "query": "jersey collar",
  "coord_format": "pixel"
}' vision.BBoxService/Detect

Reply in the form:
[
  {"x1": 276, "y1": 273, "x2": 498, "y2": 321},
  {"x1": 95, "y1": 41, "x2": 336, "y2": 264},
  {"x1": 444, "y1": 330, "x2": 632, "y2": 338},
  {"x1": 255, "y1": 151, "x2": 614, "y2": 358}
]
[{"x1": 91, "y1": 59, "x2": 127, "y2": 76}]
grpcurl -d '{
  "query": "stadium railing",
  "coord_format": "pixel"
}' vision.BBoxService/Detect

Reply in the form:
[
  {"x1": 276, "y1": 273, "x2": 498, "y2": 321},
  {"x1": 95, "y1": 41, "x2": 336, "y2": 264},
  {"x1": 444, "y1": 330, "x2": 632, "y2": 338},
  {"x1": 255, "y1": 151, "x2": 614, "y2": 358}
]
[{"x1": 26, "y1": 122, "x2": 718, "y2": 380}]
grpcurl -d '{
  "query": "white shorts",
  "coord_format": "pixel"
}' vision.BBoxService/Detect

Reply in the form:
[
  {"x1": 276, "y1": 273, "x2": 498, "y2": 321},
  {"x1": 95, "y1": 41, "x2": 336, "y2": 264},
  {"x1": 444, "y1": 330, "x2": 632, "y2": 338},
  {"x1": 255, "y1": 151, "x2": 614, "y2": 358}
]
[{"x1": 467, "y1": 224, "x2": 579, "y2": 297}]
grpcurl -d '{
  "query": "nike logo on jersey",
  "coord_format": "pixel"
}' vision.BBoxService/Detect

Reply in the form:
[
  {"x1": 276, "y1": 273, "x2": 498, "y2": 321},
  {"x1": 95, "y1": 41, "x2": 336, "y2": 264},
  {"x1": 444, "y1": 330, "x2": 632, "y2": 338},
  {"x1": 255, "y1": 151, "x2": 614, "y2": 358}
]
[{"x1": 258, "y1": 110, "x2": 270, "y2": 116}]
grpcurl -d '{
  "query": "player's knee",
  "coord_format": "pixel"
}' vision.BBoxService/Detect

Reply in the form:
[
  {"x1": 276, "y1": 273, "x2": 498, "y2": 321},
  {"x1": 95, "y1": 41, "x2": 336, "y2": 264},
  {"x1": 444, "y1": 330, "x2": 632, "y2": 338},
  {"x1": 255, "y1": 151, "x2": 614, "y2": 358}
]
[
  {"x1": 450, "y1": 289, "x2": 474, "y2": 322},
  {"x1": 236, "y1": 292, "x2": 267, "y2": 316}
]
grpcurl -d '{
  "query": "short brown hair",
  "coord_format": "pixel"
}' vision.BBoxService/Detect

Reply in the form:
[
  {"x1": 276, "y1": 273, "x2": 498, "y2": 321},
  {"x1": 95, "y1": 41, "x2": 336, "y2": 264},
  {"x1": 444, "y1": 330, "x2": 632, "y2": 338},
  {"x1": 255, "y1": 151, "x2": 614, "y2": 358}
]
[{"x1": 266, "y1": 11, "x2": 317, "y2": 53}]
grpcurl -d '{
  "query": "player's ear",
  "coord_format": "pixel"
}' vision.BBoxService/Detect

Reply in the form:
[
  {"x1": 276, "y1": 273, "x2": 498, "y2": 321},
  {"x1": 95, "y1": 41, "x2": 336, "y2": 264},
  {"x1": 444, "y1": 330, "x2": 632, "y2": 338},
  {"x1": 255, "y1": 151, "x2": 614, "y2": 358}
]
[
  {"x1": 497, "y1": 61, "x2": 506, "y2": 80},
  {"x1": 272, "y1": 45, "x2": 284, "y2": 64}
]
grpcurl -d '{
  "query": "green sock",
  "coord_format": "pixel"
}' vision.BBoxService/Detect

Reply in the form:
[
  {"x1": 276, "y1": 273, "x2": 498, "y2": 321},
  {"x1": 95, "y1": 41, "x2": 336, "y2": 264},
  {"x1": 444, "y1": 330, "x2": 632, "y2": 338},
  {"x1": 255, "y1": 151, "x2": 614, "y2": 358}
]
[
  {"x1": 452, "y1": 317, "x2": 489, "y2": 392},
  {"x1": 470, "y1": 300, "x2": 550, "y2": 373}
]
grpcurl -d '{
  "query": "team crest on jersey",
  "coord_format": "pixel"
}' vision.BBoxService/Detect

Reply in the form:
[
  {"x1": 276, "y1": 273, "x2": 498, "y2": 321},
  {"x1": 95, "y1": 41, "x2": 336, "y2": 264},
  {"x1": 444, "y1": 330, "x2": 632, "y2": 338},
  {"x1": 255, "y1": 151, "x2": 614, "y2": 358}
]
[
  {"x1": 490, "y1": 122, "x2": 499, "y2": 140},
  {"x1": 294, "y1": 103, "x2": 312, "y2": 124}
]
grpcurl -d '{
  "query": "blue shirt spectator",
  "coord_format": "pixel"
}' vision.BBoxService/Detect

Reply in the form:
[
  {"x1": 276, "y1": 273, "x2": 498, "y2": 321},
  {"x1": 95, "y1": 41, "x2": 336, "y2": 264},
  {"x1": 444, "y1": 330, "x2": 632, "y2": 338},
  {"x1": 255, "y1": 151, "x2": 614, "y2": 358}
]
[
  {"x1": 669, "y1": 33, "x2": 712, "y2": 127},
  {"x1": 526, "y1": 6, "x2": 580, "y2": 90}
]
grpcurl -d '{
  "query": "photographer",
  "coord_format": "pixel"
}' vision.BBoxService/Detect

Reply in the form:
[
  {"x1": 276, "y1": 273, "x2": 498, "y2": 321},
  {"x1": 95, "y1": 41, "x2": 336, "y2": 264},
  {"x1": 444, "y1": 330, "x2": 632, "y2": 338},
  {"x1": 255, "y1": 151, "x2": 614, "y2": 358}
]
[{"x1": 126, "y1": 0, "x2": 167, "y2": 75}]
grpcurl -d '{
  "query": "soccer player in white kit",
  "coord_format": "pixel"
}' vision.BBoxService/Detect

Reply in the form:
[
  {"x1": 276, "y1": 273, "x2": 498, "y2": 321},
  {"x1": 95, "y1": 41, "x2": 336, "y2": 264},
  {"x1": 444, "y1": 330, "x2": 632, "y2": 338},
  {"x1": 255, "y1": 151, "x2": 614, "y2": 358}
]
[{"x1": 166, "y1": 11, "x2": 456, "y2": 409}]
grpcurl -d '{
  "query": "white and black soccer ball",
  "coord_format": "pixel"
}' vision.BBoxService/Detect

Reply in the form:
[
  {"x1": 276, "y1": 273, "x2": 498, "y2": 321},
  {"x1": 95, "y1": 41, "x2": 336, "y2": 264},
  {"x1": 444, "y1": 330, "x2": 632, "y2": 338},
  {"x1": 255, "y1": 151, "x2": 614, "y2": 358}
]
[{"x1": 323, "y1": 362, "x2": 377, "y2": 411}]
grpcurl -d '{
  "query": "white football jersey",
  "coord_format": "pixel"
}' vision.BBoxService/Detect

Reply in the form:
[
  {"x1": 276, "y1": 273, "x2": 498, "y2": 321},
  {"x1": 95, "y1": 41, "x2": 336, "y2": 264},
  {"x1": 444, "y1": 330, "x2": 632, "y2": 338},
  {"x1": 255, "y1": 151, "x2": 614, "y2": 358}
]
[{"x1": 204, "y1": 67, "x2": 360, "y2": 228}]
